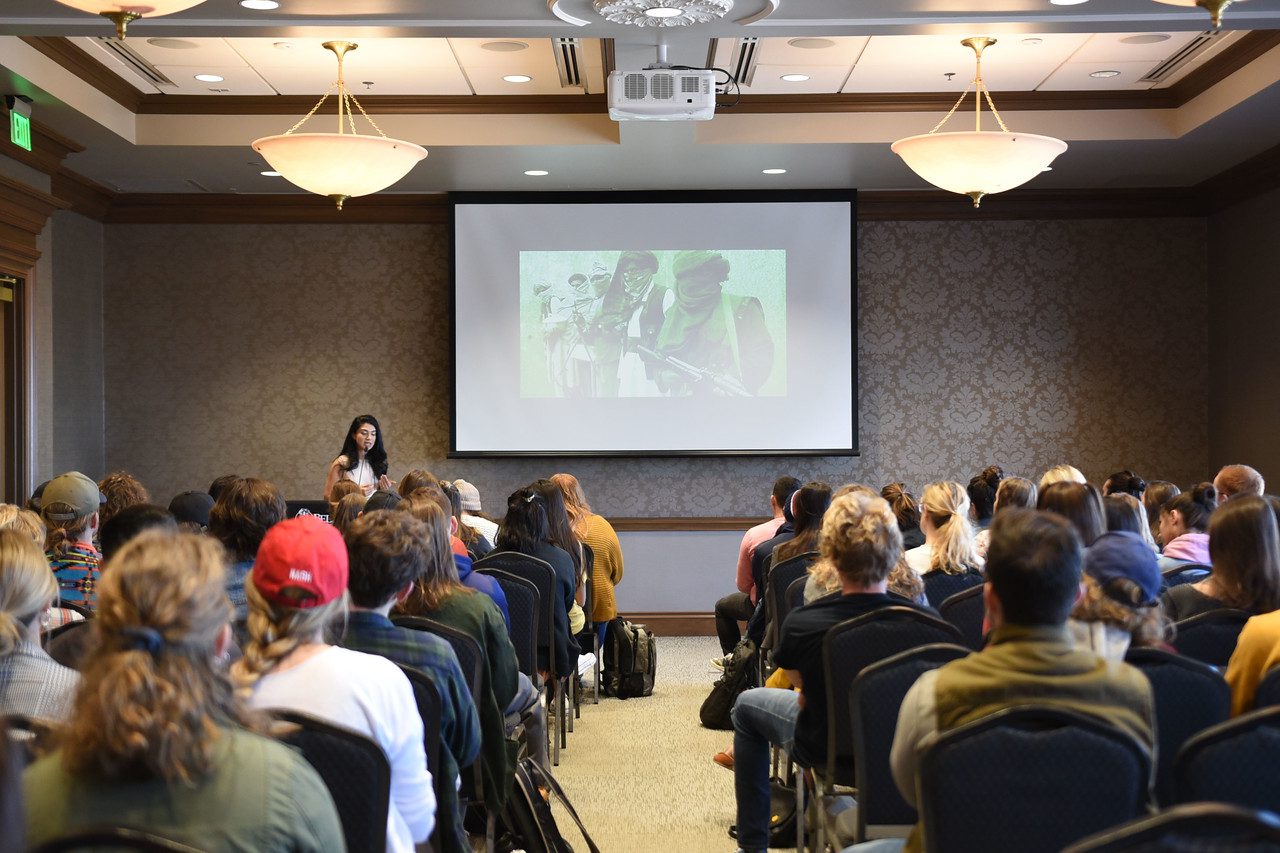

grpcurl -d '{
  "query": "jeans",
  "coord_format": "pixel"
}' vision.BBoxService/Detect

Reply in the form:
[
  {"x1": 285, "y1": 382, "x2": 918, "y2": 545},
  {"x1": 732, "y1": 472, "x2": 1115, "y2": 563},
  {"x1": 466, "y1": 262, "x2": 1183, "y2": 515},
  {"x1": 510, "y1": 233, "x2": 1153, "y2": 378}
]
[
  {"x1": 732, "y1": 687, "x2": 801, "y2": 852},
  {"x1": 715, "y1": 592, "x2": 755, "y2": 654}
]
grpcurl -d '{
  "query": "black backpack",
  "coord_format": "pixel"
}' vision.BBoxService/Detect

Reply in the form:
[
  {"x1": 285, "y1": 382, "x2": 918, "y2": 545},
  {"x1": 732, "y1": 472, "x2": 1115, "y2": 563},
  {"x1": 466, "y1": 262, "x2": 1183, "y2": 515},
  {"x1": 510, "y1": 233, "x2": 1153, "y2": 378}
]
[
  {"x1": 501, "y1": 758, "x2": 600, "y2": 853},
  {"x1": 699, "y1": 638, "x2": 758, "y2": 730},
  {"x1": 602, "y1": 618, "x2": 656, "y2": 699}
]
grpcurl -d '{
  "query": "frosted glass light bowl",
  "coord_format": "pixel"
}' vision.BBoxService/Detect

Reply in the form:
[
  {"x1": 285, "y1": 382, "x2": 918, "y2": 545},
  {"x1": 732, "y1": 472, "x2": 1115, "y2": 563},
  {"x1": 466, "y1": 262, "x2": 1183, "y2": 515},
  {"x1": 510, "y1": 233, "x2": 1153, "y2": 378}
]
[
  {"x1": 891, "y1": 131, "x2": 1068, "y2": 207},
  {"x1": 252, "y1": 133, "x2": 428, "y2": 208}
]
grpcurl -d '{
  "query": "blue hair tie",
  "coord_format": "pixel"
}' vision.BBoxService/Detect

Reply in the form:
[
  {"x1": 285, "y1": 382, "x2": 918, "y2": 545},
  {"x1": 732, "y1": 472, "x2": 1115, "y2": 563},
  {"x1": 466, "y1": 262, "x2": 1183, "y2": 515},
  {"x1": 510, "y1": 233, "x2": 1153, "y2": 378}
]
[{"x1": 121, "y1": 626, "x2": 165, "y2": 656}]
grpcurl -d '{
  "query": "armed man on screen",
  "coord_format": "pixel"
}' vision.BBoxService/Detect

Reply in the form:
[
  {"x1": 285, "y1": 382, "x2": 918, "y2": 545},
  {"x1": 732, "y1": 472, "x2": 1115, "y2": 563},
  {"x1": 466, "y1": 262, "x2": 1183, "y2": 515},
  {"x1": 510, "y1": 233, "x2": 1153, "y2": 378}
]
[
  {"x1": 583, "y1": 250, "x2": 673, "y2": 397},
  {"x1": 647, "y1": 250, "x2": 774, "y2": 398}
]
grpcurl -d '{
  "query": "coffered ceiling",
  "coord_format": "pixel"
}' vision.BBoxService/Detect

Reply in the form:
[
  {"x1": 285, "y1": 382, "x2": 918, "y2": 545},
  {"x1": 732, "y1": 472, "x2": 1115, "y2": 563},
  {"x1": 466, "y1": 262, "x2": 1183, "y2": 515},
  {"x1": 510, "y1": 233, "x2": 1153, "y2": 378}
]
[{"x1": 1, "y1": 0, "x2": 1279, "y2": 200}]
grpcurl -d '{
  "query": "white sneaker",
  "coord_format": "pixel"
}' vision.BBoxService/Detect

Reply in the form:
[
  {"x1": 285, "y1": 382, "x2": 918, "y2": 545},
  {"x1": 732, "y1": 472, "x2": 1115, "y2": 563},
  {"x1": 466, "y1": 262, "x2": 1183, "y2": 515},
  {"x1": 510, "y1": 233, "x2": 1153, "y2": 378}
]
[
  {"x1": 710, "y1": 655, "x2": 729, "y2": 671},
  {"x1": 576, "y1": 652, "x2": 597, "y2": 677}
]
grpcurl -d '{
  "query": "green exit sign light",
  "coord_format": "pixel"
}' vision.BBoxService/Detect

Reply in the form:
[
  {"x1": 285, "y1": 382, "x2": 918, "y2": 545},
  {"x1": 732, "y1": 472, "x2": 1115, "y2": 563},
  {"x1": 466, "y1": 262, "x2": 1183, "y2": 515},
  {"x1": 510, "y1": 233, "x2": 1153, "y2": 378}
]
[{"x1": 10, "y1": 111, "x2": 31, "y2": 152}]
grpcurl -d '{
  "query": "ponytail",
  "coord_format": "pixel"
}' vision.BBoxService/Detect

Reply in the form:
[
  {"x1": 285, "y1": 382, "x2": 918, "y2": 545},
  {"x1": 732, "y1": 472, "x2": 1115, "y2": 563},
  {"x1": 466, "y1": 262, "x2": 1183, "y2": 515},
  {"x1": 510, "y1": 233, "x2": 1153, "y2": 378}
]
[
  {"x1": 0, "y1": 528, "x2": 56, "y2": 656},
  {"x1": 922, "y1": 482, "x2": 981, "y2": 574},
  {"x1": 1164, "y1": 482, "x2": 1217, "y2": 533},
  {"x1": 230, "y1": 578, "x2": 347, "y2": 700}
]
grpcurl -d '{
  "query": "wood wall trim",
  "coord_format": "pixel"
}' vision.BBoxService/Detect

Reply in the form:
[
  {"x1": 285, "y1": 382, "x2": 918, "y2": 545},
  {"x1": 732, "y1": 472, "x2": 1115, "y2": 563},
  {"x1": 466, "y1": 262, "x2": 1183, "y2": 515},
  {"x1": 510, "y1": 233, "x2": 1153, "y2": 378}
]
[
  {"x1": 19, "y1": 36, "x2": 143, "y2": 112},
  {"x1": 0, "y1": 175, "x2": 67, "y2": 273},
  {"x1": 105, "y1": 192, "x2": 451, "y2": 224},
  {"x1": 610, "y1": 517, "x2": 764, "y2": 532},
  {"x1": 858, "y1": 187, "x2": 1206, "y2": 221},
  {"x1": 22, "y1": 32, "x2": 1280, "y2": 118},
  {"x1": 618, "y1": 612, "x2": 715, "y2": 636},
  {"x1": 51, "y1": 168, "x2": 116, "y2": 221},
  {"x1": 1, "y1": 119, "x2": 84, "y2": 178}
]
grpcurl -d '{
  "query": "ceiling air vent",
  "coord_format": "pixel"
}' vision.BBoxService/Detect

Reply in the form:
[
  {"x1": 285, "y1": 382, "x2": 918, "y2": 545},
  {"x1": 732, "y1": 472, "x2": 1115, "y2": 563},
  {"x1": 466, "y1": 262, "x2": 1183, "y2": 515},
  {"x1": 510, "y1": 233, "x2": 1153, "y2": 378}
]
[
  {"x1": 1140, "y1": 31, "x2": 1224, "y2": 84},
  {"x1": 95, "y1": 37, "x2": 177, "y2": 87},
  {"x1": 554, "y1": 37, "x2": 585, "y2": 90},
  {"x1": 731, "y1": 36, "x2": 760, "y2": 87}
]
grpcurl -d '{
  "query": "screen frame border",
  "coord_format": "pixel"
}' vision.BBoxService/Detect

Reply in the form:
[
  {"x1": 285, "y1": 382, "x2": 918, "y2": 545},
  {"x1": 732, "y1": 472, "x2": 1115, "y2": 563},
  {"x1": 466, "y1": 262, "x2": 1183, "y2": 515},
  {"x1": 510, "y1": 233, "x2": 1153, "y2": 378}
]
[{"x1": 449, "y1": 188, "x2": 858, "y2": 459}]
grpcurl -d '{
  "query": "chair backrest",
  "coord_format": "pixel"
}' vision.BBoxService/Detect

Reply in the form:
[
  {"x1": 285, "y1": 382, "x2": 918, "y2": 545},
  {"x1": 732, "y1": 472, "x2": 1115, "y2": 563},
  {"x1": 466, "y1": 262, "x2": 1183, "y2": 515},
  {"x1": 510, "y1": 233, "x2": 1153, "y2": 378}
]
[
  {"x1": 30, "y1": 827, "x2": 205, "y2": 852},
  {"x1": 473, "y1": 551, "x2": 557, "y2": 675},
  {"x1": 1162, "y1": 562, "x2": 1213, "y2": 590},
  {"x1": 765, "y1": 551, "x2": 818, "y2": 647},
  {"x1": 1175, "y1": 705, "x2": 1280, "y2": 812},
  {"x1": 938, "y1": 585, "x2": 986, "y2": 652},
  {"x1": 580, "y1": 543, "x2": 595, "y2": 632},
  {"x1": 44, "y1": 620, "x2": 94, "y2": 670},
  {"x1": 476, "y1": 567, "x2": 540, "y2": 678},
  {"x1": 1253, "y1": 665, "x2": 1280, "y2": 711},
  {"x1": 392, "y1": 615, "x2": 485, "y2": 702},
  {"x1": 1173, "y1": 608, "x2": 1253, "y2": 667},
  {"x1": 785, "y1": 576, "x2": 807, "y2": 613},
  {"x1": 921, "y1": 569, "x2": 984, "y2": 610},
  {"x1": 920, "y1": 705, "x2": 1152, "y2": 853},
  {"x1": 822, "y1": 606, "x2": 963, "y2": 782},
  {"x1": 1062, "y1": 802, "x2": 1280, "y2": 853},
  {"x1": 1123, "y1": 646, "x2": 1231, "y2": 805},
  {"x1": 395, "y1": 663, "x2": 443, "y2": 778},
  {"x1": 851, "y1": 643, "x2": 970, "y2": 839},
  {"x1": 269, "y1": 710, "x2": 391, "y2": 853}
]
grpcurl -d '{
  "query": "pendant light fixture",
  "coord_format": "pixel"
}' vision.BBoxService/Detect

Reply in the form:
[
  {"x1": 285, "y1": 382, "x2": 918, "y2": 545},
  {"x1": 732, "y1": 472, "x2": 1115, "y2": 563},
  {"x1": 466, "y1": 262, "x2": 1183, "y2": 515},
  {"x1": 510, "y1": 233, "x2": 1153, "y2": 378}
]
[
  {"x1": 890, "y1": 37, "x2": 1067, "y2": 208},
  {"x1": 251, "y1": 41, "x2": 427, "y2": 211},
  {"x1": 1150, "y1": 0, "x2": 1241, "y2": 28},
  {"x1": 48, "y1": 0, "x2": 210, "y2": 39}
]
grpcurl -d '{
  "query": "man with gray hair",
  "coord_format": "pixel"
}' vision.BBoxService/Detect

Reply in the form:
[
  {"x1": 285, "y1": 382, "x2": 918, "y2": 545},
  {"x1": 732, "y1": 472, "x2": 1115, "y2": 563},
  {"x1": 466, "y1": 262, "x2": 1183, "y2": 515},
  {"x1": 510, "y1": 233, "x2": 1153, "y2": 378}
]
[{"x1": 1214, "y1": 464, "x2": 1266, "y2": 502}]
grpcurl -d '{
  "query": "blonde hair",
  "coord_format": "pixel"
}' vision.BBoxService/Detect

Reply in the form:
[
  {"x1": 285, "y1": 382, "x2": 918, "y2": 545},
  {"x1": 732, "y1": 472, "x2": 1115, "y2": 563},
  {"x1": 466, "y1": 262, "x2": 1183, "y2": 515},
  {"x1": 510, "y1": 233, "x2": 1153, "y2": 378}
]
[
  {"x1": 396, "y1": 495, "x2": 467, "y2": 614},
  {"x1": 994, "y1": 477, "x2": 1037, "y2": 514},
  {"x1": 921, "y1": 482, "x2": 981, "y2": 575},
  {"x1": 42, "y1": 502, "x2": 94, "y2": 559},
  {"x1": 230, "y1": 575, "x2": 348, "y2": 701},
  {"x1": 331, "y1": 492, "x2": 366, "y2": 536},
  {"x1": 0, "y1": 504, "x2": 46, "y2": 547},
  {"x1": 1071, "y1": 574, "x2": 1173, "y2": 648},
  {"x1": 61, "y1": 531, "x2": 251, "y2": 783},
  {"x1": 0, "y1": 529, "x2": 55, "y2": 656},
  {"x1": 820, "y1": 491, "x2": 902, "y2": 586},
  {"x1": 551, "y1": 473, "x2": 592, "y2": 539},
  {"x1": 1040, "y1": 464, "x2": 1087, "y2": 491}
]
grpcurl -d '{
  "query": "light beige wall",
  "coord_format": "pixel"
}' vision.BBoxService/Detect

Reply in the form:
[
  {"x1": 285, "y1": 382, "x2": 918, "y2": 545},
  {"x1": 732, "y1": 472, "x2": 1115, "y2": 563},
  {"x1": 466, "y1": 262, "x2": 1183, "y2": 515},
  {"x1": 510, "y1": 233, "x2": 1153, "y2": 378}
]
[
  {"x1": 102, "y1": 216, "x2": 1209, "y2": 514},
  {"x1": 1208, "y1": 186, "x2": 1280, "y2": 486}
]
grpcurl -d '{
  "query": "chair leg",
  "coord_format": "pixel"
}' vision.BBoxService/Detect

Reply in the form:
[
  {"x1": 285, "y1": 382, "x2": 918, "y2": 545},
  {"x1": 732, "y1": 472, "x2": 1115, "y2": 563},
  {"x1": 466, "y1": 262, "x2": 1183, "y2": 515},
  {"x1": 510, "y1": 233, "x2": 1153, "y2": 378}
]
[
  {"x1": 592, "y1": 630, "x2": 601, "y2": 704},
  {"x1": 485, "y1": 810, "x2": 495, "y2": 853},
  {"x1": 559, "y1": 678, "x2": 568, "y2": 748},
  {"x1": 795, "y1": 768, "x2": 806, "y2": 853},
  {"x1": 550, "y1": 680, "x2": 559, "y2": 767},
  {"x1": 568, "y1": 676, "x2": 577, "y2": 730}
]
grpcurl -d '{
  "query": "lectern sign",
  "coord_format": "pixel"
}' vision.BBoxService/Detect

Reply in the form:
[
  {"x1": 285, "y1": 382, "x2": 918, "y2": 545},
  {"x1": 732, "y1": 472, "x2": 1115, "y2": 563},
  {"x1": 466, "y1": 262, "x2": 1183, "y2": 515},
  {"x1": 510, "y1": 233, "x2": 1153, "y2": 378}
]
[{"x1": 10, "y1": 110, "x2": 31, "y2": 152}]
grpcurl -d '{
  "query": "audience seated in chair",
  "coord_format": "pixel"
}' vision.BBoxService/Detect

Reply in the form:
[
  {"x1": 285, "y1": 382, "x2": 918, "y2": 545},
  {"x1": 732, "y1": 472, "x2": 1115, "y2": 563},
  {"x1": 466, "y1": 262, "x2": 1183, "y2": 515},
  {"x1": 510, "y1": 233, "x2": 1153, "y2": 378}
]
[
  {"x1": 1226, "y1": 607, "x2": 1280, "y2": 715},
  {"x1": 904, "y1": 481, "x2": 984, "y2": 578},
  {"x1": 714, "y1": 475, "x2": 796, "y2": 659},
  {"x1": 866, "y1": 508, "x2": 1155, "y2": 853},
  {"x1": 1214, "y1": 464, "x2": 1266, "y2": 504},
  {"x1": 1070, "y1": 529, "x2": 1171, "y2": 661},
  {"x1": 0, "y1": 530, "x2": 78, "y2": 722},
  {"x1": 400, "y1": 492, "x2": 510, "y2": 629},
  {"x1": 974, "y1": 477, "x2": 1038, "y2": 559},
  {"x1": 23, "y1": 529, "x2": 344, "y2": 852},
  {"x1": 341, "y1": 509, "x2": 483, "y2": 853},
  {"x1": 208, "y1": 477, "x2": 285, "y2": 621},
  {"x1": 1157, "y1": 483, "x2": 1217, "y2": 571},
  {"x1": 41, "y1": 472, "x2": 103, "y2": 611},
  {"x1": 231, "y1": 515, "x2": 434, "y2": 853},
  {"x1": 1162, "y1": 495, "x2": 1280, "y2": 622},
  {"x1": 730, "y1": 489, "x2": 932, "y2": 853}
]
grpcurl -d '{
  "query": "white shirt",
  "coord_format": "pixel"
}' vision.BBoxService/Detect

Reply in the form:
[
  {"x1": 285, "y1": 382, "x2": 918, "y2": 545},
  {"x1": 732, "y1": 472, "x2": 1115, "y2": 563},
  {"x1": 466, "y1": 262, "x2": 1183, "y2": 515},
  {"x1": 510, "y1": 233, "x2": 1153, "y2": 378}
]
[
  {"x1": 248, "y1": 645, "x2": 434, "y2": 852},
  {"x1": 335, "y1": 455, "x2": 376, "y2": 489},
  {"x1": 461, "y1": 512, "x2": 499, "y2": 545},
  {"x1": 904, "y1": 543, "x2": 934, "y2": 576}
]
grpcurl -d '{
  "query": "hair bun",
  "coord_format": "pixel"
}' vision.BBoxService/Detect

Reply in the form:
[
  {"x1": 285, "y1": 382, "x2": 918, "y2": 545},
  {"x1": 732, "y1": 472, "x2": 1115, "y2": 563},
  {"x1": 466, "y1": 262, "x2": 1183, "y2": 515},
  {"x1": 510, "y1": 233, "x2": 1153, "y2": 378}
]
[
  {"x1": 1193, "y1": 481, "x2": 1218, "y2": 508},
  {"x1": 882, "y1": 483, "x2": 905, "y2": 500}
]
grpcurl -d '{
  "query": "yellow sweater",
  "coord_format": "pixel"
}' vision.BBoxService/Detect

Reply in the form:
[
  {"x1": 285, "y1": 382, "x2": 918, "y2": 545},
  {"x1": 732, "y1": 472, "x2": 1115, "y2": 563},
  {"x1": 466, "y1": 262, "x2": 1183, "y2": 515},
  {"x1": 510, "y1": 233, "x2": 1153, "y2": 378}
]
[
  {"x1": 1225, "y1": 609, "x2": 1280, "y2": 716},
  {"x1": 582, "y1": 513, "x2": 624, "y2": 621}
]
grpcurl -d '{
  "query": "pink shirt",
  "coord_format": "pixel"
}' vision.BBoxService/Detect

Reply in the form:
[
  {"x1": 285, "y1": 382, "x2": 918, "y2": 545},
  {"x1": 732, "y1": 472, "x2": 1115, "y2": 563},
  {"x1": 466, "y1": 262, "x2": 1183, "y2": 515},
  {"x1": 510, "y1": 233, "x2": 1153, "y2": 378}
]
[{"x1": 737, "y1": 516, "x2": 785, "y2": 602}]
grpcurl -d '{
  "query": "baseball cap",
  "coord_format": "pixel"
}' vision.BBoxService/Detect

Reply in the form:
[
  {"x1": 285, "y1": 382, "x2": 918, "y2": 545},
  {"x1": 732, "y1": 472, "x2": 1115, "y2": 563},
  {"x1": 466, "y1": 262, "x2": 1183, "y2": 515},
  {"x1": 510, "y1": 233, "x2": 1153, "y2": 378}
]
[
  {"x1": 1083, "y1": 531, "x2": 1161, "y2": 607},
  {"x1": 42, "y1": 472, "x2": 106, "y2": 522},
  {"x1": 169, "y1": 490, "x2": 215, "y2": 527},
  {"x1": 252, "y1": 515, "x2": 348, "y2": 609},
  {"x1": 364, "y1": 489, "x2": 403, "y2": 513},
  {"x1": 454, "y1": 479, "x2": 482, "y2": 512}
]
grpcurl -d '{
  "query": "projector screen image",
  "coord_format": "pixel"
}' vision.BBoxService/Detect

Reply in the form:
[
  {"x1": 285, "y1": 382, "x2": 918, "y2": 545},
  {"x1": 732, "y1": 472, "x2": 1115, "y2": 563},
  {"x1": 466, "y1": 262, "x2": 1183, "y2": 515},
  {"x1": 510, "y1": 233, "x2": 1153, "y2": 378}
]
[
  {"x1": 452, "y1": 191, "x2": 856, "y2": 456},
  {"x1": 519, "y1": 249, "x2": 787, "y2": 400}
]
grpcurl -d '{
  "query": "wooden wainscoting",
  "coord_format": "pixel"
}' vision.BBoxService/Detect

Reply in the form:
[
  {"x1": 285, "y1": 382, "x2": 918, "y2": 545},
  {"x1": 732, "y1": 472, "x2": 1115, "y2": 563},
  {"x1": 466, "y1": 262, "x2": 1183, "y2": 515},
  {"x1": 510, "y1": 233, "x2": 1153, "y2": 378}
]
[{"x1": 618, "y1": 612, "x2": 716, "y2": 636}]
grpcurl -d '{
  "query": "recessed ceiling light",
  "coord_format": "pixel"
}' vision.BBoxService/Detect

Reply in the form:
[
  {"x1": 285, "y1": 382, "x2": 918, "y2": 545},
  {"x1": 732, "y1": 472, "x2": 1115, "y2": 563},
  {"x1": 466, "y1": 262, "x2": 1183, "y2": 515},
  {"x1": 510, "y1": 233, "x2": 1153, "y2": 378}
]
[
  {"x1": 1042, "y1": 166, "x2": 1054, "y2": 172},
  {"x1": 524, "y1": 170, "x2": 549, "y2": 176},
  {"x1": 194, "y1": 73, "x2": 224, "y2": 83},
  {"x1": 240, "y1": 0, "x2": 279, "y2": 9},
  {"x1": 260, "y1": 170, "x2": 282, "y2": 177},
  {"x1": 1049, "y1": 0, "x2": 1089, "y2": 4},
  {"x1": 1090, "y1": 69, "x2": 1121, "y2": 78},
  {"x1": 787, "y1": 38, "x2": 836, "y2": 50},
  {"x1": 146, "y1": 38, "x2": 198, "y2": 50},
  {"x1": 503, "y1": 74, "x2": 533, "y2": 83},
  {"x1": 1021, "y1": 38, "x2": 1044, "y2": 46},
  {"x1": 644, "y1": 6, "x2": 683, "y2": 17},
  {"x1": 273, "y1": 41, "x2": 295, "y2": 50},
  {"x1": 482, "y1": 41, "x2": 529, "y2": 52},
  {"x1": 780, "y1": 74, "x2": 810, "y2": 82},
  {"x1": 1120, "y1": 34, "x2": 1172, "y2": 45},
  {"x1": 762, "y1": 168, "x2": 787, "y2": 175}
]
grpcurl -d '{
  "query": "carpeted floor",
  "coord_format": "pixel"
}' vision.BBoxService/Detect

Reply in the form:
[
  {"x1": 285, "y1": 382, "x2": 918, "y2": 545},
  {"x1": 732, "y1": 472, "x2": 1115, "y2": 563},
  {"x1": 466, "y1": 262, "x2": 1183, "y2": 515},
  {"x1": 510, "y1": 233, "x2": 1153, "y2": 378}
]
[{"x1": 550, "y1": 636, "x2": 736, "y2": 852}]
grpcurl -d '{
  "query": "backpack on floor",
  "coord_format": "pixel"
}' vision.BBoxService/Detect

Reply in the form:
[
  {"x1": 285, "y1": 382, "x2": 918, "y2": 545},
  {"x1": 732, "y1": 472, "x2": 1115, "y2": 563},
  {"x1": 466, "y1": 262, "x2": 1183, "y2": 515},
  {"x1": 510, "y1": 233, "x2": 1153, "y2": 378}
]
[
  {"x1": 699, "y1": 638, "x2": 758, "y2": 730},
  {"x1": 602, "y1": 618, "x2": 656, "y2": 699},
  {"x1": 501, "y1": 757, "x2": 600, "y2": 853}
]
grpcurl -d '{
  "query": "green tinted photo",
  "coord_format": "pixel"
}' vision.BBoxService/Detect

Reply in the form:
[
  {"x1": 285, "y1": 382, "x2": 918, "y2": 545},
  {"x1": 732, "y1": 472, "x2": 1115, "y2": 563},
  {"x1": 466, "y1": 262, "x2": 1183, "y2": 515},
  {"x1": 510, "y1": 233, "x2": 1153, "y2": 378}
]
[{"x1": 520, "y1": 249, "x2": 787, "y2": 399}]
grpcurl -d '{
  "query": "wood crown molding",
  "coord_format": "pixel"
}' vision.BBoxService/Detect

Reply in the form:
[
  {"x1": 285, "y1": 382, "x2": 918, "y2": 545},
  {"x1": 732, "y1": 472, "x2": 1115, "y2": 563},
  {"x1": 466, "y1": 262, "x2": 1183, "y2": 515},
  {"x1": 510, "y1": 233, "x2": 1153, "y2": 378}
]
[
  {"x1": 21, "y1": 31, "x2": 1280, "y2": 118},
  {"x1": 105, "y1": 192, "x2": 450, "y2": 224},
  {"x1": 1196, "y1": 139, "x2": 1280, "y2": 213},
  {"x1": 0, "y1": 175, "x2": 69, "y2": 272}
]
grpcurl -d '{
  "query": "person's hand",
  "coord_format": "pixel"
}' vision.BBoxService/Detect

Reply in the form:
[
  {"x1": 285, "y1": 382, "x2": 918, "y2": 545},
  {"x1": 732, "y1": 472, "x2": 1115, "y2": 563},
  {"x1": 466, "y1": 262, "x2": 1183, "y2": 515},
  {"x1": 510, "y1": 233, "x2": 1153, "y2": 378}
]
[
  {"x1": 361, "y1": 482, "x2": 376, "y2": 496},
  {"x1": 378, "y1": 474, "x2": 395, "y2": 492}
]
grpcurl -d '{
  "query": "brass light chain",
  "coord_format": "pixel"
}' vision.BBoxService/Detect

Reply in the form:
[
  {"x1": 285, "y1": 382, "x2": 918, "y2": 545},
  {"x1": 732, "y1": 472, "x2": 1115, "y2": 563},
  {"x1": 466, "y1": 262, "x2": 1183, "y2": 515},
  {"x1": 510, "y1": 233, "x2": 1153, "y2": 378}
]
[
  {"x1": 928, "y1": 37, "x2": 1011, "y2": 136},
  {"x1": 281, "y1": 41, "x2": 390, "y2": 139}
]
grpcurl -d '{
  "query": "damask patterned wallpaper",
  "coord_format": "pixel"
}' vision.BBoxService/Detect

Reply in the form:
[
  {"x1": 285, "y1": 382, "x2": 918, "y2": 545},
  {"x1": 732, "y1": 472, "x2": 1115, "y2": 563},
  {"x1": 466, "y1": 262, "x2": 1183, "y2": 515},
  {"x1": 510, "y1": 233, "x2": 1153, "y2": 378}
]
[{"x1": 103, "y1": 217, "x2": 1208, "y2": 516}]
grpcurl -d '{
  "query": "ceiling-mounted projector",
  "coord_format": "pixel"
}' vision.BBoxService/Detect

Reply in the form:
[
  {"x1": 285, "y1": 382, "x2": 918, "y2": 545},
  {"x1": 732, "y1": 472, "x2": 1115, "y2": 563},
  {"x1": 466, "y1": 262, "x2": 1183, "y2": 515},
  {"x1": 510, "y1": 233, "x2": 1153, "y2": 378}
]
[{"x1": 607, "y1": 68, "x2": 717, "y2": 121}]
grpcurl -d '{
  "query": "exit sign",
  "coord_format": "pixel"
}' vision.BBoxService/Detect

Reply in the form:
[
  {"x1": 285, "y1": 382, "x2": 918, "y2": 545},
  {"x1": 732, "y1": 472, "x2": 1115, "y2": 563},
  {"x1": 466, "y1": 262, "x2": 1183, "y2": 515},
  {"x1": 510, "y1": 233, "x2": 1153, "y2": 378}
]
[{"x1": 10, "y1": 111, "x2": 31, "y2": 152}]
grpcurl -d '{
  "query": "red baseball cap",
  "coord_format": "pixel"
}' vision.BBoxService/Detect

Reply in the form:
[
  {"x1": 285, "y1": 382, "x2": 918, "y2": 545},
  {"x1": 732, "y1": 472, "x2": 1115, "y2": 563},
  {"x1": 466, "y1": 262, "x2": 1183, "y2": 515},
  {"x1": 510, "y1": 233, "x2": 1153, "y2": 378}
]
[{"x1": 251, "y1": 515, "x2": 348, "y2": 609}]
